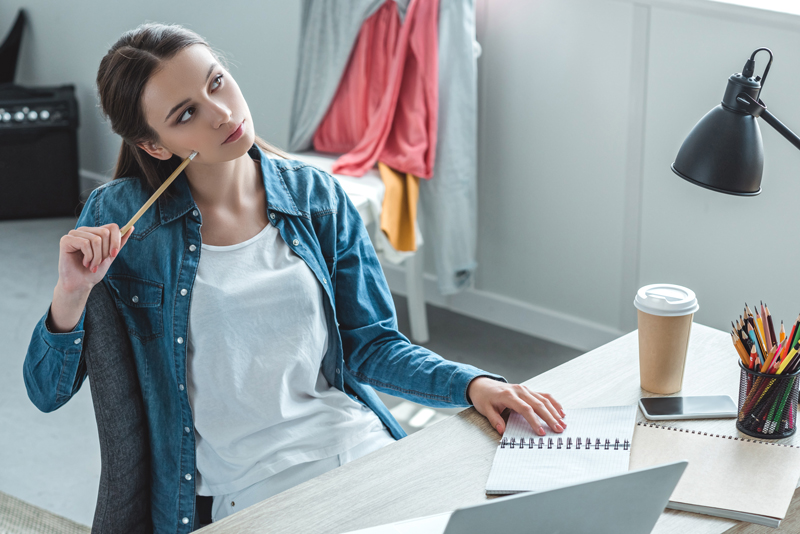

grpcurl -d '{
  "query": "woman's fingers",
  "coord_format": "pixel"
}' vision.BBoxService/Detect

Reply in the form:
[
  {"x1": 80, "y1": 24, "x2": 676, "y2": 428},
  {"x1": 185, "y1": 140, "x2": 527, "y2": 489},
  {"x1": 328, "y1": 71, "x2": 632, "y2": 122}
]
[
  {"x1": 485, "y1": 408, "x2": 508, "y2": 435},
  {"x1": 519, "y1": 395, "x2": 562, "y2": 434},
  {"x1": 509, "y1": 398, "x2": 547, "y2": 436},
  {"x1": 61, "y1": 234, "x2": 96, "y2": 267},
  {"x1": 69, "y1": 225, "x2": 130, "y2": 272},
  {"x1": 66, "y1": 230, "x2": 101, "y2": 269},
  {"x1": 527, "y1": 390, "x2": 566, "y2": 428},
  {"x1": 105, "y1": 223, "x2": 121, "y2": 258},
  {"x1": 539, "y1": 392, "x2": 565, "y2": 418},
  {"x1": 70, "y1": 229, "x2": 105, "y2": 271}
]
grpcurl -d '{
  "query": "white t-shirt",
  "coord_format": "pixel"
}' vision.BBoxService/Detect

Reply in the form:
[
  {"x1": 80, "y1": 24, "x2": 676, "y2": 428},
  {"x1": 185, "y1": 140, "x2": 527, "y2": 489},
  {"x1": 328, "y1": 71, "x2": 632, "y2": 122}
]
[{"x1": 187, "y1": 222, "x2": 385, "y2": 496}]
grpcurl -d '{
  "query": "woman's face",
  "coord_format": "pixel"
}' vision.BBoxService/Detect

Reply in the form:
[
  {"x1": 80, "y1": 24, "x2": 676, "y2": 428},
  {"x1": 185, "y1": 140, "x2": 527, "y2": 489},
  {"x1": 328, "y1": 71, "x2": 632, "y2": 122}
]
[{"x1": 138, "y1": 44, "x2": 254, "y2": 164}]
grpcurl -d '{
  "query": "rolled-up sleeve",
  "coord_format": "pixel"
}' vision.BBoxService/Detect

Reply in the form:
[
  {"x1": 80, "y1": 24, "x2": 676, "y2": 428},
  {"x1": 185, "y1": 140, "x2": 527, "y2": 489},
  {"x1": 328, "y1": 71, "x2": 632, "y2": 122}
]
[{"x1": 332, "y1": 180, "x2": 506, "y2": 407}]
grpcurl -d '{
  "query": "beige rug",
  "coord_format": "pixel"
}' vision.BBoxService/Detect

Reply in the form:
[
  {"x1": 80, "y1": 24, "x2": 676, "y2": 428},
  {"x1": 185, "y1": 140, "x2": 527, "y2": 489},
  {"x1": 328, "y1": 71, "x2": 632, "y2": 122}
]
[{"x1": 0, "y1": 491, "x2": 89, "y2": 534}]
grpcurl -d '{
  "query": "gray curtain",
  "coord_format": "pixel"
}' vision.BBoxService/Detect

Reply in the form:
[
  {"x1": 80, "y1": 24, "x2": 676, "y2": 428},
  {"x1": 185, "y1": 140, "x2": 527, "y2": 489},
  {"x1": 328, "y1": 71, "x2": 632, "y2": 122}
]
[{"x1": 288, "y1": 0, "x2": 479, "y2": 295}]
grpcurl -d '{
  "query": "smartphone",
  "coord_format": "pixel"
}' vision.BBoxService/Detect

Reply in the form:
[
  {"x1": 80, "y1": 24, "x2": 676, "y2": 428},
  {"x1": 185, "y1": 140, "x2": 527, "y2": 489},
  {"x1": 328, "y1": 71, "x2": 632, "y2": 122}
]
[{"x1": 638, "y1": 395, "x2": 737, "y2": 420}]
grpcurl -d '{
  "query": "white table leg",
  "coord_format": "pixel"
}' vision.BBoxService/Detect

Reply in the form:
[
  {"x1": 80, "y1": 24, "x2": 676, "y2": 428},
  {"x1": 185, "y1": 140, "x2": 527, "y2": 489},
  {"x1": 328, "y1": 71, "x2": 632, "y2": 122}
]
[{"x1": 405, "y1": 245, "x2": 429, "y2": 343}]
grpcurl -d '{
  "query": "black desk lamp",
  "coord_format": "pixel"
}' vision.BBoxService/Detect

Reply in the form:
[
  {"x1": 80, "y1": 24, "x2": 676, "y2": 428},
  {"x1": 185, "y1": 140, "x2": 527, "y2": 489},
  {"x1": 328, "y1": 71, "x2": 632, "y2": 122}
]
[{"x1": 672, "y1": 48, "x2": 800, "y2": 196}]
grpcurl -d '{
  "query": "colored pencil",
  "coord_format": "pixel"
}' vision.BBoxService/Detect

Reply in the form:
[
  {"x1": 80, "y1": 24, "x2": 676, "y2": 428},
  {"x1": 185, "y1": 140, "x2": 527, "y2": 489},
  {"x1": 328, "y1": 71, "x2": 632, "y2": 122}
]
[
  {"x1": 783, "y1": 315, "x2": 799, "y2": 359},
  {"x1": 777, "y1": 341, "x2": 800, "y2": 374},
  {"x1": 757, "y1": 311, "x2": 769, "y2": 353},
  {"x1": 766, "y1": 304, "x2": 777, "y2": 347},
  {"x1": 761, "y1": 302, "x2": 773, "y2": 351},
  {"x1": 761, "y1": 345, "x2": 779, "y2": 373},
  {"x1": 747, "y1": 324, "x2": 766, "y2": 365},
  {"x1": 733, "y1": 332, "x2": 749, "y2": 366}
]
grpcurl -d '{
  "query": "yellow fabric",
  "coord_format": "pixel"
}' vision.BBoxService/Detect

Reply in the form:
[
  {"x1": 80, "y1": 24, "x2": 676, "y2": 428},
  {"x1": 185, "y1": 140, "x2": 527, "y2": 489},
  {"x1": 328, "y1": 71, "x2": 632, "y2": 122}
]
[{"x1": 377, "y1": 162, "x2": 419, "y2": 252}]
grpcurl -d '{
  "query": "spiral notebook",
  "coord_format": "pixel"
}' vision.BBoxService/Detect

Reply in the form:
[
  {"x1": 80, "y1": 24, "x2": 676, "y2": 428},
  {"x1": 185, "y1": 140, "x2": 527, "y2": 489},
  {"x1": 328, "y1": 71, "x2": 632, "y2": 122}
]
[
  {"x1": 629, "y1": 422, "x2": 800, "y2": 527},
  {"x1": 485, "y1": 405, "x2": 638, "y2": 495}
]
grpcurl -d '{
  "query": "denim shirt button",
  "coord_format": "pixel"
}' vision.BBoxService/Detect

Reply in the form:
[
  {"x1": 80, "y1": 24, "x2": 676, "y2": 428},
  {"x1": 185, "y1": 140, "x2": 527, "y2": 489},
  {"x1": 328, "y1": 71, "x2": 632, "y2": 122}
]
[
  {"x1": 184, "y1": 426, "x2": 191, "y2": 433},
  {"x1": 180, "y1": 289, "x2": 188, "y2": 296},
  {"x1": 131, "y1": 295, "x2": 139, "y2": 303},
  {"x1": 269, "y1": 213, "x2": 275, "y2": 220},
  {"x1": 73, "y1": 338, "x2": 81, "y2": 344},
  {"x1": 182, "y1": 517, "x2": 189, "y2": 524},
  {"x1": 189, "y1": 244, "x2": 197, "y2": 252},
  {"x1": 335, "y1": 368, "x2": 340, "y2": 374},
  {"x1": 179, "y1": 384, "x2": 185, "y2": 391},
  {"x1": 185, "y1": 473, "x2": 192, "y2": 481},
  {"x1": 192, "y1": 209, "x2": 199, "y2": 217},
  {"x1": 177, "y1": 337, "x2": 184, "y2": 344},
  {"x1": 292, "y1": 239, "x2": 299, "y2": 246},
  {"x1": 322, "y1": 279, "x2": 327, "y2": 285}
]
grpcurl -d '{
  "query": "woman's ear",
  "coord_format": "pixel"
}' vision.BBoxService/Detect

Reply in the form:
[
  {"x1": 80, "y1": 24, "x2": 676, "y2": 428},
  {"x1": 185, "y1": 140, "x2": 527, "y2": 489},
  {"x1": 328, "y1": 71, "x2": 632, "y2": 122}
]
[{"x1": 137, "y1": 141, "x2": 173, "y2": 161}]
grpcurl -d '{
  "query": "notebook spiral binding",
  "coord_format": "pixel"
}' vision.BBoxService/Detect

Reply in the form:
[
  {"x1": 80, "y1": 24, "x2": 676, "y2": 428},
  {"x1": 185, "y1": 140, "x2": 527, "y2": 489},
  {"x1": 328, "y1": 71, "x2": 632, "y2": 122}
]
[
  {"x1": 636, "y1": 422, "x2": 800, "y2": 448},
  {"x1": 499, "y1": 436, "x2": 630, "y2": 450}
]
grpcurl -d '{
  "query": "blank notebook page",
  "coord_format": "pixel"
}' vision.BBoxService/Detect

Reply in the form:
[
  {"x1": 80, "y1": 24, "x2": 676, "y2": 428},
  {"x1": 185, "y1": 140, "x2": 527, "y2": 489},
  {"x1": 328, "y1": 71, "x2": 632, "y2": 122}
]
[{"x1": 485, "y1": 406, "x2": 638, "y2": 494}]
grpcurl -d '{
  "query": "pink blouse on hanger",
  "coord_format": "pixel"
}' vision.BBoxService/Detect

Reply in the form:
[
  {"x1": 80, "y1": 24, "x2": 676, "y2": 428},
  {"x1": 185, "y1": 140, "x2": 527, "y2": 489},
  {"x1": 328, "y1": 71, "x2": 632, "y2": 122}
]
[{"x1": 313, "y1": 0, "x2": 439, "y2": 179}]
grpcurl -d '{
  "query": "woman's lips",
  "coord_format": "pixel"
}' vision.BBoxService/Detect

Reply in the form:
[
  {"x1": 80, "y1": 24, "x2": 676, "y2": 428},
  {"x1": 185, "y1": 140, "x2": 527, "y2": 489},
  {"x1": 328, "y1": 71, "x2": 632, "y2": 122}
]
[{"x1": 223, "y1": 120, "x2": 244, "y2": 144}]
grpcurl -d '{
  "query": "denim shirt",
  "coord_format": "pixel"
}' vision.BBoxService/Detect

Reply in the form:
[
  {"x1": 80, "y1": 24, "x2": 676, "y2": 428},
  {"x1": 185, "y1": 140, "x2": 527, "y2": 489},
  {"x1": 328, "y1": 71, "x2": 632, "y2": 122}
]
[{"x1": 23, "y1": 143, "x2": 505, "y2": 533}]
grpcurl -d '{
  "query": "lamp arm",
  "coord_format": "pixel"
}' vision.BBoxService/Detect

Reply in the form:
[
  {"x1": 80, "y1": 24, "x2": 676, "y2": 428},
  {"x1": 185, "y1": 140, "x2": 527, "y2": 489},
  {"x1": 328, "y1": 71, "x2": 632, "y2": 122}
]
[
  {"x1": 736, "y1": 93, "x2": 800, "y2": 152},
  {"x1": 760, "y1": 109, "x2": 800, "y2": 151}
]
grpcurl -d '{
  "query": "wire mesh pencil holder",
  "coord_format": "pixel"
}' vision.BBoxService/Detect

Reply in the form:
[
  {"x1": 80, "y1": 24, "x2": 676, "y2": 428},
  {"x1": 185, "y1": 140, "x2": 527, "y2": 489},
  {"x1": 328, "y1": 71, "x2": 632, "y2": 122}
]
[{"x1": 737, "y1": 361, "x2": 800, "y2": 439}]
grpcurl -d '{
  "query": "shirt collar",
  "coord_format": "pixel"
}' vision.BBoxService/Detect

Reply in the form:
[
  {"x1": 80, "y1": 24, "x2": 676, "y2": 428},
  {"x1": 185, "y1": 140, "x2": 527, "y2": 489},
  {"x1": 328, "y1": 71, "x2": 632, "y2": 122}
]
[{"x1": 158, "y1": 143, "x2": 300, "y2": 225}]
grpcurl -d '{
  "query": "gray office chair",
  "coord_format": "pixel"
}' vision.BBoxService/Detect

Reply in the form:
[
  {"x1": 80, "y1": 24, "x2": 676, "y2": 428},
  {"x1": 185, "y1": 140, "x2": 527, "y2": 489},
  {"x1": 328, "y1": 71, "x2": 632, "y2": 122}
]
[{"x1": 83, "y1": 282, "x2": 152, "y2": 533}]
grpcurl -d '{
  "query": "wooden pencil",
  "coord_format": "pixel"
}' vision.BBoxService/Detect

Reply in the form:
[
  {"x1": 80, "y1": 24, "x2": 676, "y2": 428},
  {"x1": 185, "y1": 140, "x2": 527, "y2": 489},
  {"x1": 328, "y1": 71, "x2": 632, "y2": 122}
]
[
  {"x1": 761, "y1": 302, "x2": 772, "y2": 351},
  {"x1": 732, "y1": 332, "x2": 749, "y2": 366},
  {"x1": 766, "y1": 304, "x2": 777, "y2": 349},
  {"x1": 120, "y1": 151, "x2": 198, "y2": 235}
]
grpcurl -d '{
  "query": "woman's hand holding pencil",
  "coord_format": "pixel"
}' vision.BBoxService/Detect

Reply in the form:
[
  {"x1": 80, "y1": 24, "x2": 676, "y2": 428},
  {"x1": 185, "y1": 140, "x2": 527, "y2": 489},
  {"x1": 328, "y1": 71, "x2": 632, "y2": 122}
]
[
  {"x1": 50, "y1": 223, "x2": 134, "y2": 333},
  {"x1": 47, "y1": 151, "x2": 198, "y2": 334}
]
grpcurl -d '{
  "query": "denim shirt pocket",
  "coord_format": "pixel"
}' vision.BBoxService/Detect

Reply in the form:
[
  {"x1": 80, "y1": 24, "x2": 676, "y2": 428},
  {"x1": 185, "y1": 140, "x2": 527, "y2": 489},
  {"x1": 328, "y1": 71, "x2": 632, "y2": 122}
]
[{"x1": 106, "y1": 275, "x2": 165, "y2": 343}]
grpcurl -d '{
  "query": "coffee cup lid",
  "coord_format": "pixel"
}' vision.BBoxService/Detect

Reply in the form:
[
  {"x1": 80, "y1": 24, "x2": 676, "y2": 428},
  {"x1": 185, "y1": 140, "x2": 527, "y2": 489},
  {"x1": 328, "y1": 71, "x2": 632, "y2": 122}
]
[{"x1": 634, "y1": 284, "x2": 699, "y2": 317}]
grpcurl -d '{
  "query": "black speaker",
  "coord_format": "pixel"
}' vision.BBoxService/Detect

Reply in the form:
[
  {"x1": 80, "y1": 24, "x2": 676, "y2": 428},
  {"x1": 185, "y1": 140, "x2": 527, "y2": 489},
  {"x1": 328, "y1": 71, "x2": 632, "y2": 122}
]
[{"x1": 0, "y1": 83, "x2": 81, "y2": 220}]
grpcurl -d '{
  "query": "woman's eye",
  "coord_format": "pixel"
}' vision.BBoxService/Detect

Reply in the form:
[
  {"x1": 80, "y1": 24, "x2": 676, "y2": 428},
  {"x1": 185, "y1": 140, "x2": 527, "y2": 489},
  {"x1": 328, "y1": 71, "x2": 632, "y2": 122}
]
[
  {"x1": 178, "y1": 107, "x2": 195, "y2": 124},
  {"x1": 177, "y1": 74, "x2": 224, "y2": 125}
]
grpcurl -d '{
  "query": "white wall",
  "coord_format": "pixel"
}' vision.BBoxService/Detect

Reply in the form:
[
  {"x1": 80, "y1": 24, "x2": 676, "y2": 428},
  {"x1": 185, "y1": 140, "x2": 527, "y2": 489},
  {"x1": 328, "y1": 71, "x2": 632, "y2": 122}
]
[
  {"x1": 5, "y1": 0, "x2": 800, "y2": 351},
  {"x1": 639, "y1": 4, "x2": 800, "y2": 338},
  {"x1": 476, "y1": 0, "x2": 634, "y2": 331}
]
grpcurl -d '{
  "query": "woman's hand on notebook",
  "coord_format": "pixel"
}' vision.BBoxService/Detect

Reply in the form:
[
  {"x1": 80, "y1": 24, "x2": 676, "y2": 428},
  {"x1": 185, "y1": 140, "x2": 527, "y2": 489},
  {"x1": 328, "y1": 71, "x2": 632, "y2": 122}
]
[{"x1": 467, "y1": 377, "x2": 566, "y2": 436}]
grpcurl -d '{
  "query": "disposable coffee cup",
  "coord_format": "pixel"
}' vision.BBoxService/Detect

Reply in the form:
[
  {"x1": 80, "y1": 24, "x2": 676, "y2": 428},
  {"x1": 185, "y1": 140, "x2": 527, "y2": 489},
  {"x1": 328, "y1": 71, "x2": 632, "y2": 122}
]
[{"x1": 634, "y1": 284, "x2": 699, "y2": 394}]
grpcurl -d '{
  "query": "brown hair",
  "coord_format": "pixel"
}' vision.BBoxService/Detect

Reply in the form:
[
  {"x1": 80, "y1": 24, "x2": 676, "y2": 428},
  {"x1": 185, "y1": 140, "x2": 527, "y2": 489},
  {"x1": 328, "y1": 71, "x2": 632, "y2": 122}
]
[{"x1": 95, "y1": 22, "x2": 287, "y2": 192}]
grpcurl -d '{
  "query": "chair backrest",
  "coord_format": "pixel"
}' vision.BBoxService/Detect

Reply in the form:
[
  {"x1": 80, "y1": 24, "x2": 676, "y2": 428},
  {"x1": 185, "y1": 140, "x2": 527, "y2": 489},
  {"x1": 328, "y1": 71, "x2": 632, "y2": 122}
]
[{"x1": 83, "y1": 282, "x2": 152, "y2": 534}]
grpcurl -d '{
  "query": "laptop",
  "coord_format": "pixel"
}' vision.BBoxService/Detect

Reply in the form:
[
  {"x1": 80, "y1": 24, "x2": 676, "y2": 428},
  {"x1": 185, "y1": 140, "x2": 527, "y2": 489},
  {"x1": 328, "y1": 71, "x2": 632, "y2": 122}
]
[{"x1": 343, "y1": 461, "x2": 687, "y2": 534}]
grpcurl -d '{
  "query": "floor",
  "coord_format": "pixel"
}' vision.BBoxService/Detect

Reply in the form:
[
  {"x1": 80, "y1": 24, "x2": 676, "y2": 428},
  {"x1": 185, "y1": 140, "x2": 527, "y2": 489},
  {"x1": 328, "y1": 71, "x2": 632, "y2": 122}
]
[{"x1": 0, "y1": 217, "x2": 582, "y2": 527}]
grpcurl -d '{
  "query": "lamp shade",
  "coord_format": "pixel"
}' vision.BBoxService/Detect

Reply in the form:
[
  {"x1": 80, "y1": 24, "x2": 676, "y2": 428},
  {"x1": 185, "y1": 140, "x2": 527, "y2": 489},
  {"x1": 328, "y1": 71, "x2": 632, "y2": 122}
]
[
  {"x1": 672, "y1": 71, "x2": 765, "y2": 196},
  {"x1": 672, "y1": 105, "x2": 763, "y2": 196}
]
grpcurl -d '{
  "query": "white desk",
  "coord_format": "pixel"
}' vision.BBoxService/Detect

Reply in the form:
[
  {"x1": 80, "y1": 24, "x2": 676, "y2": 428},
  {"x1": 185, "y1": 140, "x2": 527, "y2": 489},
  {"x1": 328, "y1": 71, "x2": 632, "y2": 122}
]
[
  {"x1": 198, "y1": 323, "x2": 800, "y2": 534},
  {"x1": 287, "y1": 152, "x2": 429, "y2": 343}
]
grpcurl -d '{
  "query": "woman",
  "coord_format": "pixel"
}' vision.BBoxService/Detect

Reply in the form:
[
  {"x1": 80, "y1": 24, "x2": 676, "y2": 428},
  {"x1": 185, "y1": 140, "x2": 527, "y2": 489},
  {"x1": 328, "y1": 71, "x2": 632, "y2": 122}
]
[{"x1": 23, "y1": 23, "x2": 565, "y2": 531}]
